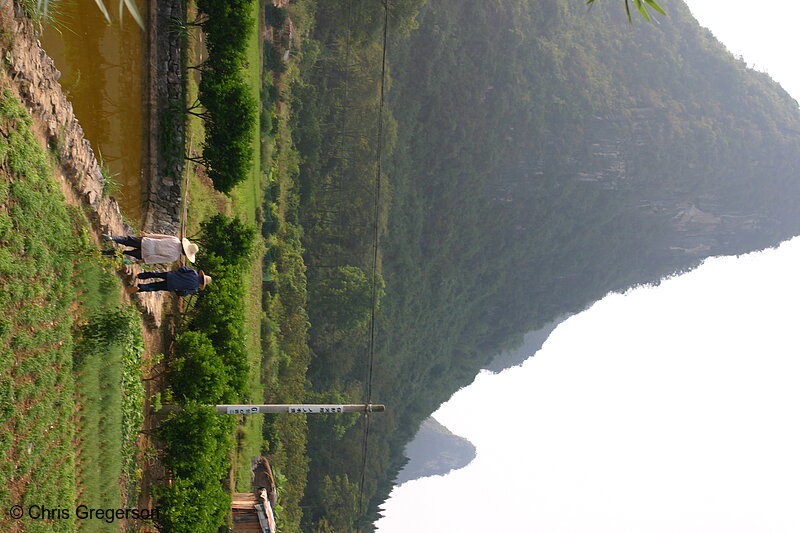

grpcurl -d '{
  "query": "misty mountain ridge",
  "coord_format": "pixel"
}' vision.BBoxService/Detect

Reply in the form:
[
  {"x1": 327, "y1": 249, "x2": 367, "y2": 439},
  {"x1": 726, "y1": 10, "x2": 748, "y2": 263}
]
[
  {"x1": 484, "y1": 316, "x2": 566, "y2": 374},
  {"x1": 395, "y1": 418, "x2": 477, "y2": 485}
]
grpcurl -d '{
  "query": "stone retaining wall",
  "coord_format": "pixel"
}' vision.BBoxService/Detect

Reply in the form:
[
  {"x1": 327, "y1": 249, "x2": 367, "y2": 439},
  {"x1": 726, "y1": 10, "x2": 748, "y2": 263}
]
[{"x1": 142, "y1": 0, "x2": 185, "y2": 235}]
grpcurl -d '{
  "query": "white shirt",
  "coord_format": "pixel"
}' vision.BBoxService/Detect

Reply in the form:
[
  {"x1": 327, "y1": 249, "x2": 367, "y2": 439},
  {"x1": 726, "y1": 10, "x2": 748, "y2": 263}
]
[{"x1": 140, "y1": 234, "x2": 182, "y2": 264}]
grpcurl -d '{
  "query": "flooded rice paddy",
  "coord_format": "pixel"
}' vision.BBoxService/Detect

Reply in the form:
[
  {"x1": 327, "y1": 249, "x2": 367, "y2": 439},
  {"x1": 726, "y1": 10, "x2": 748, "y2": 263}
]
[{"x1": 40, "y1": 1, "x2": 146, "y2": 222}]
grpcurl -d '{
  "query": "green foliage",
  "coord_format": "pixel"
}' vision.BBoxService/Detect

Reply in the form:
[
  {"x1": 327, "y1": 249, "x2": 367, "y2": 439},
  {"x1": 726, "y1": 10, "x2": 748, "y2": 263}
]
[
  {"x1": 293, "y1": 0, "x2": 800, "y2": 529},
  {"x1": 159, "y1": 405, "x2": 234, "y2": 480},
  {"x1": 193, "y1": 0, "x2": 259, "y2": 193},
  {"x1": 258, "y1": 141, "x2": 313, "y2": 532},
  {"x1": 0, "y1": 89, "x2": 78, "y2": 520},
  {"x1": 311, "y1": 475, "x2": 360, "y2": 533},
  {"x1": 312, "y1": 266, "x2": 382, "y2": 332},
  {"x1": 197, "y1": 0, "x2": 255, "y2": 62},
  {"x1": 264, "y1": 40, "x2": 287, "y2": 73},
  {"x1": 306, "y1": 390, "x2": 359, "y2": 441},
  {"x1": 170, "y1": 331, "x2": 233, "y2": 403},
  {"x1": 73, "y1": 306, "x2": 145, "y2": 524},
  {"x1": 155, "y1": 405, "x2": 234, "y2": 533},
  {"x1": 164, "y1": 213, "x2": 258, "y2": 404},
  {"x1": 156, "y1": 212, "x2": 258, "y2": 526},
  {"x1": 78, "y1": 305, "x2": 145, "y2": 449},
  {"x1": 197, "y1": 212, "x2": 257, "y2": 267},
  {"x1": 75, "y1": 306, "x2": 142, "y2": 362},
  {"x1": 186, "y1": 261, "x2": 248, "y2": 395},
  {"x1": 266, "y1": 5, "x2": 288, "y2": 29},
  {"x1": 0, "y1": 89, "x2": 144, "y2": 529},
  {"x1": 199, "y1": 76, "x2": 257, "y2": 193}
]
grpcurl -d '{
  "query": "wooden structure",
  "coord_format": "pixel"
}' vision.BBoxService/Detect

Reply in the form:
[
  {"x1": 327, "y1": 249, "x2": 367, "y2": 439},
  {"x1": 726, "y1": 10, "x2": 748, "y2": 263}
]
[
  {"x1": 231, "y1": 490, "x2": 276, "y2": 533},
  {"x1": 231, "y1": 457, "x2": 279, "y2": 533}
]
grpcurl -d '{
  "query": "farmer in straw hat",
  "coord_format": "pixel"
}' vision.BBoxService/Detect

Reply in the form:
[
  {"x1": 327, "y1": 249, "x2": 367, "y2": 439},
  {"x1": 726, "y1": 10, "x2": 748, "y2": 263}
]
[
  {"x1": 102, "y1": 232, "x2": 199, "y2": 264},
  {"x1": 126, "y1": 267, "x2": 212, "y2": 296}
]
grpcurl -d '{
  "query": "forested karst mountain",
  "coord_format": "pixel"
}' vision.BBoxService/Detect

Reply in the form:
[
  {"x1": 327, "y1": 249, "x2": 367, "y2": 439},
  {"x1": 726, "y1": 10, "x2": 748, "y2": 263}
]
[
  {"x1": 293, "y1": 1, "x2": 800, "y2": 529},
  {"x1": 483, "y1": 317, "x2": 565, "y2": 373}
]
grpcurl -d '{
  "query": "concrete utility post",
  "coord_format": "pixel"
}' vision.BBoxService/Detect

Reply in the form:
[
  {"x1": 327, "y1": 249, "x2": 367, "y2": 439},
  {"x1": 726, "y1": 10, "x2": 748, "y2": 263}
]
[
  {"x1": 217, "y1": 404, "x2": 386, "y2": 414},
  {"x1": 161, "y1": 404, "x2": 386, "y2": 414}
]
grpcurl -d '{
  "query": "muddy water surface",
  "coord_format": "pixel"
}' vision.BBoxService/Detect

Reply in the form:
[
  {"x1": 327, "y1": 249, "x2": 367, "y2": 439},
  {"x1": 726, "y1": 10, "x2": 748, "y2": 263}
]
[{"x1": 40, "y1": 2, "x2": 146, "y2": 222}]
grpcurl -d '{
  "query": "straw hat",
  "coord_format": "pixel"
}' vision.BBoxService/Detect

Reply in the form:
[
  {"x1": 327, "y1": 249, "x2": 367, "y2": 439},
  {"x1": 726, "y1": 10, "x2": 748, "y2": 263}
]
[
  {"x1": 198, "y1": 270, "x2": 212, "y2": 290},
  {"x1": 182, "y1": 238, "x2": 199, "y2": 263}
]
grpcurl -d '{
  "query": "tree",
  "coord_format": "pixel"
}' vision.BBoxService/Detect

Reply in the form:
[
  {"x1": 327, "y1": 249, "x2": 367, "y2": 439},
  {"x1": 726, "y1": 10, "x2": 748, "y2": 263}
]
[
  {"x1": 312, "y1": 266, "x2": 384, "y2": 332},
  {"x1": 265, "y1": 5, "x2": 288, "y2": 29},
  {"x1": 155, "y1": 404, "x2": 233, "y2": 532},
  {"x1": 197, "y1": 213, "x2": 257, "y2": 267},
  {"x1": 170, "y1": 331, "x2": 232, "y2": 403},
  {"x1": 198, "y1": 78, "x2": 257, "y2": 193},
  {"x1": 315, "y1": 475, "x2": 360, "y2": 533}
]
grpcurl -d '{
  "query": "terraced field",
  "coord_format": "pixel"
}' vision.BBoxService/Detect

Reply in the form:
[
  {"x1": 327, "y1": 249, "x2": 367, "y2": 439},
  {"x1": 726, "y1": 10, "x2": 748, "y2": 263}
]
[
  {"x1": 0, "y1": 86, "x2": 145, "y2": 533},
  {"x1": 0, "y1": 88, "x2": 80, "y2": 533}
]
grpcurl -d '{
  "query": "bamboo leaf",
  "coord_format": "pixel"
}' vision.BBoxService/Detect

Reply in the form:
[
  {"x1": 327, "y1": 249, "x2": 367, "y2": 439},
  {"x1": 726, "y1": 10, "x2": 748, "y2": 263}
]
[
  {"x1": 624, "y1": 0, "x2": 632, "y2": 22},
  {"x1": 643, "y1": 0, "x2": 666, "y2": 16},
  {"x1": 634, "y1": 0, "x2": 651, "y2": 21},
  {"x1": 122, "y1": 0, "x2": 145, "y2": 30},
  {"x1": 93, "y1": 0, "x2": 112, "y2": 24}
]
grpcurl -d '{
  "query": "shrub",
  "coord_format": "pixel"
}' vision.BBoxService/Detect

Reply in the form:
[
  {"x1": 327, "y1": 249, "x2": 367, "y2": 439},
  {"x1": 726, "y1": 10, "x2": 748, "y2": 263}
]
[
  {"x1": 170, "y1": 331, "x2": 232, "y2": 404},
  {"x1": 196, "y1": 213, "x2": 257, "y2": 268},
  {"x1": 265, "y1": 5, "x2": 287, "y2": 28},
  {"x1": 193, "y1": 0, "x2": 258, "y2": 193},
  {"x1": 199, "y1": 77, "x2": 257, "y2": 193},
  {"x1": 264, "y1": 41, "x2": 287, "y2": 74},
  {"x1": 155, "y1": 405, "x2": 235, "y2": 533},
  {"x1": 188, "y1": 264, "x2": 249, "y2": 396}
]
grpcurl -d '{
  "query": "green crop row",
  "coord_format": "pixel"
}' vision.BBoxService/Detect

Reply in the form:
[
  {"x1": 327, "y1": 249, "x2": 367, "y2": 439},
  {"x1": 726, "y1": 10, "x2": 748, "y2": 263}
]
[
  {"x1": 72, "y1": 305, "x2": 145, "y2": 531},
  {"x1": 0, "y1": 86, "x2": 146, "y2": 533},
  {"x1": 0, "y1": 89, "x2": 79, "y2": 532}
]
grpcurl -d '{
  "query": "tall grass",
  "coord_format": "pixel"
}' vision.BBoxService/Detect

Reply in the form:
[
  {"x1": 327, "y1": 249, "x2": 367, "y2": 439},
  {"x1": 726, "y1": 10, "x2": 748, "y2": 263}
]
[{"x1": 72, "y1": 305, "x2": 145, "y2": 531}]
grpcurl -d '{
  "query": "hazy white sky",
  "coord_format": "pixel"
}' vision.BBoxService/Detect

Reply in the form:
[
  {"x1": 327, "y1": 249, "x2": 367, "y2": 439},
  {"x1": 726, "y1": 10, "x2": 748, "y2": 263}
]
[
  {"x1": 376, "y1": 3, "x2": 800, "y2": 532},
  {"x1": 685, "y1": 0, "x2": 800, "y2": 101}
]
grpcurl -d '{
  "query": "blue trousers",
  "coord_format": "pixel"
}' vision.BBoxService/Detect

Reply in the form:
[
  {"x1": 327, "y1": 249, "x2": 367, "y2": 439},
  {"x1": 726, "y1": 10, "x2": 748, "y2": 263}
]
[
  {"x1": 137, "y1": 271, "x2": 168, "y2": 292},
  {"x1": 105, "y1": 236, "x2": 143, "y2": 260}
]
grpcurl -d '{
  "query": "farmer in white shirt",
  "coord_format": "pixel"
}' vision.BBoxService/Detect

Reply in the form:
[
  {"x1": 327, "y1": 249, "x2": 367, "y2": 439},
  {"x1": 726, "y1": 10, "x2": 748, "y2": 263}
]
[{"x1": 102, "y1": 233, "x2": 199, "y2": 264}]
